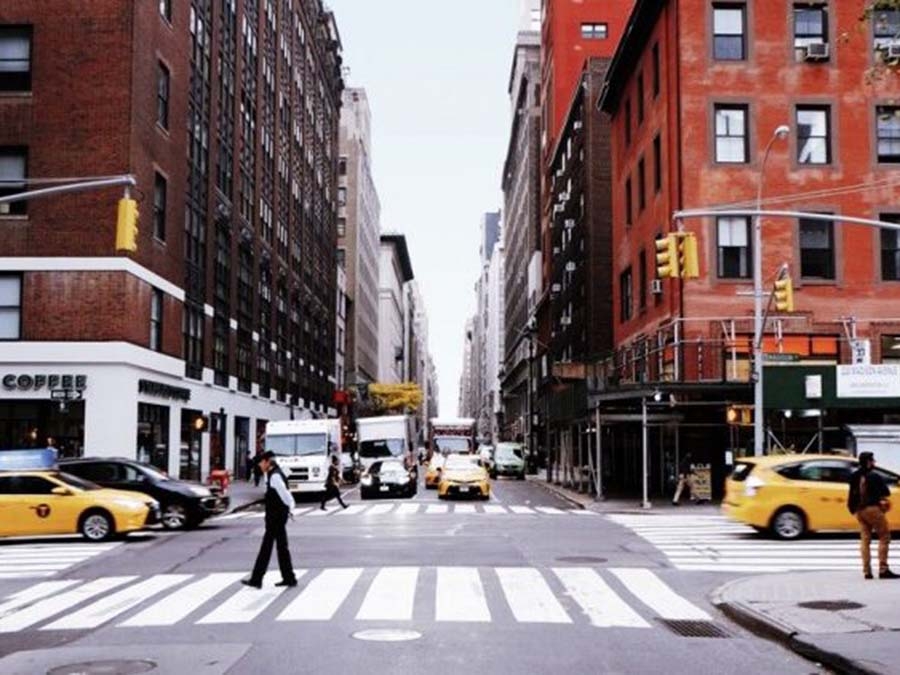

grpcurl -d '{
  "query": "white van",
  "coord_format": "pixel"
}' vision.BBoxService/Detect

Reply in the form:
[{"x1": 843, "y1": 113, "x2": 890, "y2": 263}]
[
  {"x1": 264, "y1": 419, "x2": 341, "y2": 493},
  {"x1": 356, "y1": 415, "x2": 415, "y2": 471}
]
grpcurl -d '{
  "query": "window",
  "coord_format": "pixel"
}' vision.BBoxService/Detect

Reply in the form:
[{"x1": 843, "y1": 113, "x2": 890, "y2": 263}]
[
  {"x1": 714, "y1": 104, "x2": 748, "y2": 163},
  {"x1": 157, "y1": 62, "x2": 170, "y2": 129},
  {"x1": 338, "y1": 157, "x2": 347, "y2": 175},
  {"x1": 581, "y1": 23, "x2": 608, "y2": 40},
  {"x1": 713, "y1": 4, "x2": 746, "y2": 60},
  {"x1": 150, "y1": 288, "x2": 163, "y2": 351},
  {"x1": 0, "y1": 475, "x2": 55, "y2": 495},
  {"x1": 336, "y1": 248, "x2": 346, "y2": 268},
  {"x1": 877, "y1": 106, "x2": 900, "y2": 163},
  {"x1": 795, "y1": 461, "x2": 853, "y2": 484},
  {"x1": 625, "y1": 176, "x2": 633, "y2": 226},
  {"x1": 153, "y1": 173, "x2": 167, "y2": 240},
  {"x1": 653, "y1": 134, "x2": 662, "y2": 193},
  {"x1": 799, "y1": 217, "x2": 835, "y2": 279},
  {"x1": 796, "y1": 106, "x2": 831, "y2": 164},
  {"x1": 0, "y1": 148, "x2": 27, "y2": 216},
  {"x1": 638, "y1": 250, "x2": 647, "y2": 310},
  {"x1": 880, "y1": 214, "x2": 900, "y2": 281},
  {"x1": 652, "y1": 43, "x2": 660, "y2": 97},
  {"x1": 159, "y1": 0, "x2": 172, "y2": 22},
  {"x1": 624, "y1": 99, "x2": 632, "y2": 146},
  {"x1": 873, "y1": 7, "x2": 900, "y2": 50},
  {"x1": 637, "y1": 72, "x2": 645, "y2": 124},
  {"x1": 638, "y1": 157, "x2": 646, "y2": 211},
  {"x1": 881, "y1": 335, "x2": 900, "y2": 363},
  {"x1": 0, "y1": 27, "x2": 32, "y2": 91},
  {"x1": 794, "y1": 5, "x2": 828, "y2": 49},
  {"x1": 0, "y1": 275, "x2": 21, "y2": 340},
  {"x1": 717, "y1": 216, "x2": 752, "y2": 278},
  {"x1": 337, "y1": 186, "x2": 347, "y2": 206},
  {"x1": 337, "y1": 217, "x2": 346, "y2": 238},
  {"x1": 620, "y1": 268, "x2": 633, "y2": 322}
]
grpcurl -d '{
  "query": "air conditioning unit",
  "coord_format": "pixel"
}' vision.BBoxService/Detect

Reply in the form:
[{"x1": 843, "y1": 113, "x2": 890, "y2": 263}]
[
  {"x1": 651, "y1": 278, "x2": 664, "y2": 294},
  {"x1": 565, "y1": 261, "x2": 577, "y2": 272},
  {"x1": 803, "y1": 42, "x2": 829, "y2": 60},
  {"x1": 573, "y1": 120, "x2": 583, "y2": 131},
  {"x1": 888, "y1": 43, "x2": 900, "y2": 60},
  {"x1": 564, "y1": 218, "x2": 575, "y2": 229}
]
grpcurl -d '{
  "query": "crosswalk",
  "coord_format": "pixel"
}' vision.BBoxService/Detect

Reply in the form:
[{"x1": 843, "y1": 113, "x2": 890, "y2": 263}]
[
  {"x1": 0, "y1": 566, "x2": 710, "y2": 633},
  {"x1": 0, "y1": 542, "x2": 121, "y2": 580},
  {"x1": 218, "y1": 503, "x2": 597, "y2": 521},
  {"x1": 610, "y1": 514, "x2": 861, "y2": 572}
]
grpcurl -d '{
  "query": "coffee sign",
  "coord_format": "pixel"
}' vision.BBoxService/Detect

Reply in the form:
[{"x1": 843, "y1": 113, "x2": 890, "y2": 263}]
[{"x1": 1, "y1": 374, "x2": 87, "y2": 392}]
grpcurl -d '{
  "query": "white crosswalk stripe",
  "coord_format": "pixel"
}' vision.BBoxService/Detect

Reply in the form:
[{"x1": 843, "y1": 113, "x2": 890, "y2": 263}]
[
  {"x1": 435, "y1": 567, "x2": 490, "y2": 622},
  {"x1": 355, "y1": 567, "x2": 418, "y2": 621},
  {"x1": 610, "y1": 514, "x2": 862, "y2": 572},
  {"x1": 0, "y1": 542, "x2": 122, "y2": 580},
  {"x1": 496, "y1": 567, "x2": 571, "y2": 624},
  {"x1": 222, "y1": 504, "x2": 591, "y2": 520}
]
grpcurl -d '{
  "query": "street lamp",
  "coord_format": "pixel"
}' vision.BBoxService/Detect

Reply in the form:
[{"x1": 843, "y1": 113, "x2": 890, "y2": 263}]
[{"x1": 753, "y1": 124, "x2": 790, "y2": 457}]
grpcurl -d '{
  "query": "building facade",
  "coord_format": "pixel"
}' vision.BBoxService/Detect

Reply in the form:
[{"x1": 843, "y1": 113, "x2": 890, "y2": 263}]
[
  {"x1": 335, "y1": 263, "x2": 348, "y2": 389},
  {"x1": 458, "y1": 317, "x2": 476, "y2": 417},
  {"x1": 338, "y1": 87, "x2": 381, "y2": 386},
  {"x1": 595, "y1": 1, "x2": 900, "y2": 498},
  {"x1": 0, "y1": 0, "x2": 343, "y2": 481},
  {"x1": 377, "y1": 233, "x2": 413, "y2": 384}
]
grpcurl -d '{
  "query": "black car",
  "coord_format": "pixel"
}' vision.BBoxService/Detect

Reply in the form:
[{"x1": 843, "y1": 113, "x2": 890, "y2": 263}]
[
  {"x1": 60, "y1": 457, "x2": 229, "y2": 529},
  {"x1": 360, "y1": 459, "x2": 417, "y2": 499}
]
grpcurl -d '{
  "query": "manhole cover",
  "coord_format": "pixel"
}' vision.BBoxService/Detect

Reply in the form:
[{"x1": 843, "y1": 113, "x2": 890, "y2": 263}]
[
  {"x1": 798, "y1": 600, "x2": 864, "y2": 611},
  {"x1": 47, "y1": 660, "x2": 157, "y2": 675},
  {"x1": 555, "y1": 556, "x2": 607, "y2": 564},
  {"x1": 352, "y1": 629, "x2": 422, "y2": 642}
]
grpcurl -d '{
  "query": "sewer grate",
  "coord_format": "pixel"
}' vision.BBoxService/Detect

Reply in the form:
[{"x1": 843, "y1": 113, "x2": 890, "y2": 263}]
[
  {"x1": 659, "y1": 619, "x2": 731, "y2": 638},
  {"x1": 47, "y1": 660, "x2": 157, "y2": 675},
  {"x1": 555, "y1": 556, "x2": 608, "y2": 564},
  {"x1": 798, "y1": 600, "x2": 864, "y2": 611}
]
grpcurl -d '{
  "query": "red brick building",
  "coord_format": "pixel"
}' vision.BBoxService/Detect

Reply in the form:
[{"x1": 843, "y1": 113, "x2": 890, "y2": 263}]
[
  {"x1": 0, "y1": 1, "x2": 343, "y2": 480},
  {"x1": 596, "y1": 1, "x2": 900, "y2": 496}
]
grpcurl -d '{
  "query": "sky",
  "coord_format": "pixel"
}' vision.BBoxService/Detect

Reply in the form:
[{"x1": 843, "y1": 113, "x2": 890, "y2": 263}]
[{"x1": 328, "y1": 0, "x2": 522, "y2": 417}]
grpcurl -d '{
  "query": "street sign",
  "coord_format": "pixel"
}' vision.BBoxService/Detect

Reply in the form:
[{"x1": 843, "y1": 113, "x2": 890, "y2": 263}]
[
  {"x1": 763, "y1": 353, "x2": 800, "y2": 363},
  {"x1": 850, "y1": 339, "x2": 871, "y2": 365},
  {"x1": 50, "y1": 389, "x2": 82, "y2": 401}
]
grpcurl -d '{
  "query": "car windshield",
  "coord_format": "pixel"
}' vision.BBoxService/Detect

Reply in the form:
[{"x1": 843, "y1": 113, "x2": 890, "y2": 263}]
[
  {"x1": 434, "y1": 437, "x2": 470, "y2": 454},
  {"x1": 495, "y1": 445, "x2": 523, "y2": 460},
  {"x1": 266, "y1": 433, "x2": 328, "y2": 456},
  {"x1": 379, "y1": 461, "x2": 407, "y2": 475},
  {"x1": 56, "y1": 471, "x2": 101, "y2": 491},
  {"x1": 359, "y1": 439, "x2": 404, "y2": 459},
  {"x1": 444, "y1": 455, "x2": 479, "y2": 470}
]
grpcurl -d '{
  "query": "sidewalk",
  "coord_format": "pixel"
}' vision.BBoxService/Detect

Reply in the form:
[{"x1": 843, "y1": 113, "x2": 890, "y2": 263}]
[
  {"x1": 714, "y1": 571, "x2": 900, "y2": 675},
  {"x1": 524, "y1": 470, "x2": 721, "y2": 515}
]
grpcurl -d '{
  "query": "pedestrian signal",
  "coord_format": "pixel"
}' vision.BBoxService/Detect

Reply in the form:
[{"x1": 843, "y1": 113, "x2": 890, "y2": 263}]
[
  {"x1": 116, "y1": 198, "x2": 139, "y2": 252},
  {"x1": 774, "y1": 275, "x2": 794, "y2": 312},
  {"x1": 655, "y1": 234, "x2": 679, "y2": 279}
]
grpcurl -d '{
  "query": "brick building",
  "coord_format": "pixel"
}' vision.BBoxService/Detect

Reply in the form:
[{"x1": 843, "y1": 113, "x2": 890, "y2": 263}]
[
  {"x1": 0, "y1": 0, "x2": 343, "y2": 481},
  {"x1": 595, "y1": 1, "x2": 900, "y2": 497}
]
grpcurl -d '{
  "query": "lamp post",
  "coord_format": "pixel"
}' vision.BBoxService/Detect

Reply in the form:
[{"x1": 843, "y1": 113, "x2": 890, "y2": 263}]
[{"x1": 753, "y1": 124, "x2": 790, "y2": 457}]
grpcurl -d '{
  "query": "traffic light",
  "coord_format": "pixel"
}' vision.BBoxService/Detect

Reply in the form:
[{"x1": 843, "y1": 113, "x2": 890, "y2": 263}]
[
  {"x1": 655, "y1": 234, "x2": 679, "y2": 279},
  {"x1": 677, "y1": 232, "x2": 699, "y2": 279},
  {"x1": 116, "y1": 197, "x2": 139, "y2": 252},
  {"x1": 774, "y1": 274, "x2": 794, "y2": 312},
  {"x1": 726, "y1": 405, "x2": 753, "y2": 426},
  {"x1": 193, "y1": 415, "x2": 209, "y2": 432}
]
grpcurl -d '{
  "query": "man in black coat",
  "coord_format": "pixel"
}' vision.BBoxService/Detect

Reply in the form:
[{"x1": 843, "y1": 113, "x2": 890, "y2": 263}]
[
  {"x1": 848, "y1": 452, "x2": 897, "y2": 580},
  {"x1": 242, "y1": 451, "x2": 297, "y2": 588}
]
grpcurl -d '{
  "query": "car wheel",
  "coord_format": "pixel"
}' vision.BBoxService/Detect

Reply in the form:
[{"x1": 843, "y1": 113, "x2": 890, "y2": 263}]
[
  {"x1": 771, "y1": 507, "x2": 806, "y2": 540},
  {"x1": 80, "y1": 509, "x2": 115, "y2": 542},
  {"x1": 161, "y1": 503, "x2": 189, "y2": 530}
]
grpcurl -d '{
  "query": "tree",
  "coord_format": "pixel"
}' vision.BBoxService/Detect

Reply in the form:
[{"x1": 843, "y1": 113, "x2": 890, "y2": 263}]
[
  {"x1": 363, "y1": 383, "x2": 423, "y2": 415},
  {"x1": 850, "y1": 1, "x2": 900, "y2": 81}
]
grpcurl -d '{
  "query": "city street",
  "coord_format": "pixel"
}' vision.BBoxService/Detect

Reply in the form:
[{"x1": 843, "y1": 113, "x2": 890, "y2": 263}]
[{"x1": 0, "y1": 477, "x2": 825, "y2": 674}]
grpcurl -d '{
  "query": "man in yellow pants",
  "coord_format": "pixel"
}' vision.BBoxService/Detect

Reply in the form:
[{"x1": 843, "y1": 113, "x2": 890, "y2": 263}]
[{"x1": 848, "y1": 452, "x2": 897, "y2": 580}]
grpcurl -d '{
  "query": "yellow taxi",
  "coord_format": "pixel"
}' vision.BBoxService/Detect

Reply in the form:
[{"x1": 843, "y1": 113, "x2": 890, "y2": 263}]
[
  {"x1": 723, "y1": 453, "x2": 899, "y2": 540},
  {"x1": 0, "y1": 450, "x2": 160, "y2": 542},
  {"x1": 437, "y1": 454, "x2": 491, "y2": 500}
]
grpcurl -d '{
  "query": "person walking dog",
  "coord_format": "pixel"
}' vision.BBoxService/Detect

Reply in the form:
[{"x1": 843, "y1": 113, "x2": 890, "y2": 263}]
[
  {"x1": 848, "y1": 451, "x2": 897, "y2": 580},
  {"x1": 242, "y1": 451, "x2": 297, "y2": 588},
  {"x1": 320, "y1": 454, "x2": 348, "y2": 510}
]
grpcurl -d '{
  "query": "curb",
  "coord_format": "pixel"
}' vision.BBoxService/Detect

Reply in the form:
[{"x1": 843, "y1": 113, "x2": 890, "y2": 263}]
[
  {"x1": 524, "y1": 476, "x2": 587, "y2": 510},
  {"x1": 711, "y1": 580, "x2": 879, "y2": 675}
]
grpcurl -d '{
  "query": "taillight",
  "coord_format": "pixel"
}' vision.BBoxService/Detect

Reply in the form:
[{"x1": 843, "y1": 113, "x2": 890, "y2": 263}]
[{"x1": 745, "y1": 475, "x2": 765, "y2": 497}]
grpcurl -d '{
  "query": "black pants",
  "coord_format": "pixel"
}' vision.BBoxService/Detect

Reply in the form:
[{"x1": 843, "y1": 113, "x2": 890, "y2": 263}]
[
  {"x1": 250, "y1": 514, "x2": 295, "y2": 584},
  {"x1": 321, "y1": 484, "x2": 346, "y2": 508}
]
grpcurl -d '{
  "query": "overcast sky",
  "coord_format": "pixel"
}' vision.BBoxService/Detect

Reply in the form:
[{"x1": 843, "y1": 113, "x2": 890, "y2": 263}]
[{"x1": 328, "y1": 0, "x2": 521, "y2": 416}]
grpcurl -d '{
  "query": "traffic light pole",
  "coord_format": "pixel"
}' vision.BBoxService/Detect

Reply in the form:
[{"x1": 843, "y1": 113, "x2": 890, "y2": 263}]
[{"x1": 0, "y1": 175, "x2": 136, "y2": 206}]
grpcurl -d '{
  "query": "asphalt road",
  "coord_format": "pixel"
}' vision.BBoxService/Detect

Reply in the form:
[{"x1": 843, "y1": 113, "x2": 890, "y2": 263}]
[{"x1": 0, "y1": 475, "x2": 827, "y2": 675}]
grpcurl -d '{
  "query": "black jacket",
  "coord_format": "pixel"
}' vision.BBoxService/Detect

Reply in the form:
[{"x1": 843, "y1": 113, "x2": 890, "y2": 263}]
[
  {"x1": 264, "y1": 465, "x2": 291, "y2": 524},
  {"x1": 848, "y1": 469, "x2": 890, "y2": 514}
]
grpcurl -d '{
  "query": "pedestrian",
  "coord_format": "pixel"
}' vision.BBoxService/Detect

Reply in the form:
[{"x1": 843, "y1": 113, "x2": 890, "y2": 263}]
[
  {"x1": 242, "y1": 451, "x2": 297, "y2": 589},
  {"x1": 245, "y1": 449, "x2": 254, "y2": 482},
  {"x1": 848, "y1": 451, "x2": 897, "y2": 580},
  {"x1": 672, "y1": 452, "x2": 694, "y2": 505},
  {"x1": 320, "y1": 454, "x2": 348, "y2": 510},
  {"x1": 252, "y1": 448, "x2": 263, "y2": 487}
]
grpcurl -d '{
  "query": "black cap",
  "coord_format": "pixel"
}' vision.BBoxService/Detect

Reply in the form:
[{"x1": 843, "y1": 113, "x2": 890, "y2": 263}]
[
  {"x1": 256, "y1": 450, "x2": 276, "y2": 464},
  {"x1": 859, "y1": 451, "x2": 874, "y2": 465}
]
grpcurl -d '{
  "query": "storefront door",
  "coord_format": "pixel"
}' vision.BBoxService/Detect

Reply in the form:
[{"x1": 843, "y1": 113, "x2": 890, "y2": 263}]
[
  {"x1": 137, "y1": 403, "x2": 170, "y2": 471},
  {"x1": 180, "y1": 409, "x2": 202, "y2": 482}
]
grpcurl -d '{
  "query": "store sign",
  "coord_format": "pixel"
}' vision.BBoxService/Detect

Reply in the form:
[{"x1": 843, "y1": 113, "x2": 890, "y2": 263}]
[
  {"x1": 139, "y1": 379, "x2": 191, "y2": 402},
  {"x1": 1, "y1": 374, "x2": 87, "y2": 392},
  {"x1": 850, "y1": 339, "x2": 871, "y2": 365},
  {"x1": 837, "y1": 364, "x2": 900, "y2": 399}
]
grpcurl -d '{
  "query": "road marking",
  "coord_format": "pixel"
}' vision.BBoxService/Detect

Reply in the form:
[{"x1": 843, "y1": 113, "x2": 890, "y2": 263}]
[
  {"x1": 0, "y1": 576, "x2": 136, "y2": 633},
  {"x1": 336, "y1": 505, "x2": 368, "y2": 516},
  {"x1": 395, "y1": 504, "x2": 420, "y2": 515},
  {"x1": 534, "y1": 507, "x2": 566, "y2": 515},
  {"x1": 454, "y1": 504, "x2": 477, "y2": 514},
  {"x1": 196, "y1": 574, "x2": 302, "y2": 624},
  {"x1": 307, "y1": 506, "x2": 339, "y2": 517},
  {"x1": 277, "y1": 568, "x2": 362, "y2": 621},
  {"x1": 435, "y1": 567, "x2": 490, "y2": 622},
  {"x1": 482, "y1": 505, "x2": 507, "y2": 515},
  {"x1": 356, "y1": 567, "x2": 419, "y2": 621},
  {"x1": 43, "y1": 574, "x2": 192, "y2": 630},
  {"x1": 0, "y1": 543, "x2": 122, "y2": 580},
  {"x1": 364, "y1": 504, "x2": 395, "y2": 515},
  {"x1": 496, "y1": 568, "x2": 571, "y2": 624},
  {"x1": 291, "y1": 507, "x2": 314, "y2": 516},
  {"x1": 553, "y1": 568, "x2": 649, "y2": 628},
  {"x1": 0, "y1": 581, "x2": 79, "y2": 620},
  {"x1": 571, "y1": 510, "x2": 597, "y2": 516},
  {"x1": 120, "y1": 573, "x2": 245, "y2": 627},
  {"x1": 611, "y1": 568, "x2": 710, "y2": 621},
  {"x1": 425, "y1": 504, "x2": 448, "y2": 514},
  {"x1": 509, "y1": 506, "x2": 535, "y2": 514}
]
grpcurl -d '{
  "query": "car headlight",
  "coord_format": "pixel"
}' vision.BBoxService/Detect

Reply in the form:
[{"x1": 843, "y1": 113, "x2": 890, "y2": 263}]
[
  {"x1": 113, "y1": 498, "x2": 143, "y2": 509},
  {"x1": 189, "y1": 486, "x2": 212, "y2": 497},
  {"x1": 361, "y1": 475, "x2": 373, "y2": 486}
]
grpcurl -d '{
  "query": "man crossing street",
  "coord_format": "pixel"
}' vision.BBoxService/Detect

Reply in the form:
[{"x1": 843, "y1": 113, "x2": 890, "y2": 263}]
[
  {"x1": 848, "y1": 452, "x2": 897, "y2": 580},
  {"x1": 242, "y1": 450, "x2": 297, "y2": 588}
]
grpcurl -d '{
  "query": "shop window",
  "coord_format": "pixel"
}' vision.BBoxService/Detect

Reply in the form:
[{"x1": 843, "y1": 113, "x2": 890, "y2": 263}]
[
  {"x1": 717, "y1": 216, "x2": 752, "y2": 278},
  {"x1": 0, "y1": 275, "x2": 21, "y2": 339},
  {"x1": 179, "y1": 409, "x2": 202, "y2": 482},
  {"x1": 0, "y1": 26, "x2": 32, "y2": 92},
  {"x1": 138, "y1": 403, "x2": 170, "y2": 472},
  {"x1": 876, "y1": 106, "x2": 900, "y2": 163},
  {"x1": 796, "y1": 106, "x2": 831, "y2": 165},
  {"x1": 799, "y1": 217, "x2": 835, "y2": 279},
  {"x1": 713, "y1": 4, "x2": 746, "y2": 60},
  {"x1": 0, "y1": 147, "x2": 27, "y2": 216},
  {"x1": 714, "y1": 104, "x2": 748, "y2": 163}
]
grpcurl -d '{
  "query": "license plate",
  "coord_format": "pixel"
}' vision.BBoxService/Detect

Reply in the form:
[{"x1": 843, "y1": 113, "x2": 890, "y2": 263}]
[
  {"x1": 379, "y1": 485, "x2": 390, "y2": 491},
  {"x1": 459, "y1": 486, "x2": 470, "y2": 493}
]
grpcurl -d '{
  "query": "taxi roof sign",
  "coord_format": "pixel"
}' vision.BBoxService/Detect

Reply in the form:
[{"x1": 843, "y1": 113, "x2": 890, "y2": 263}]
[{"x1": 0, "y1": 448, "x2": 58, "y2": 471}]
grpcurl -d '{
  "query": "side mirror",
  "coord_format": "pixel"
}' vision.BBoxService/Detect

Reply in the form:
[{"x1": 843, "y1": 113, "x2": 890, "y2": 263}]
[{"x1": 51, "y1": 486, "x2": 73, "y2": 496}]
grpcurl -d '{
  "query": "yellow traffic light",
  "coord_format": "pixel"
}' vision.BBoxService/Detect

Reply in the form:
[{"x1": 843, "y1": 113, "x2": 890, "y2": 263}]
[
  {"x1": 677, "y1": 232, "x2": 699, "y2": 279},
  {"x1": 774, "y1": 275, "x2": 794, "y2": 312},
  {"x1": 193, "y1": 415, "x2": 209, "y2": 432},
  {"x1": 726, "y1": 405, "x2": 753, "y2": 426},
  {"x1": 116, "y1": 197, "x2": 139, "y2": 252},
  {"x1": 655, "y1": 234, "x2": 679, "y2": 279}
]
